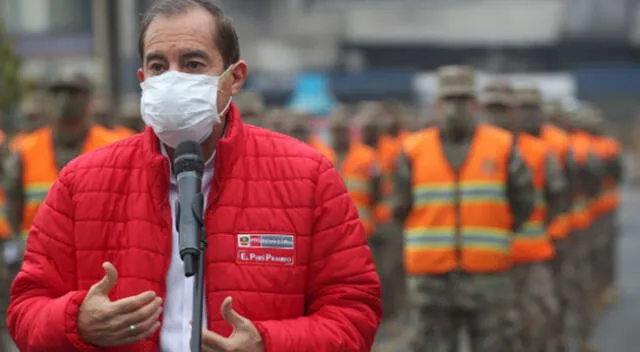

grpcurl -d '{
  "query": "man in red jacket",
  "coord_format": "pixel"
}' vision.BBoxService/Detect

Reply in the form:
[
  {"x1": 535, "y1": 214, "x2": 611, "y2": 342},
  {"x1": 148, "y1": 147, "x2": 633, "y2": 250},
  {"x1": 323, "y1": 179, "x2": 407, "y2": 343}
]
[{"x1": 6, "y1": 1, "x2": 382, "y2": 351}]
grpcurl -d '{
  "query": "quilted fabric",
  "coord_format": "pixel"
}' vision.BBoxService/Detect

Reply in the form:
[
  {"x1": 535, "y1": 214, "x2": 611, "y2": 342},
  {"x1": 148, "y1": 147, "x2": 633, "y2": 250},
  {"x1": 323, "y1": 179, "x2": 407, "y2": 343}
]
[{"x1": 6, "y1": 103, "x2": 382, "y2": 352}]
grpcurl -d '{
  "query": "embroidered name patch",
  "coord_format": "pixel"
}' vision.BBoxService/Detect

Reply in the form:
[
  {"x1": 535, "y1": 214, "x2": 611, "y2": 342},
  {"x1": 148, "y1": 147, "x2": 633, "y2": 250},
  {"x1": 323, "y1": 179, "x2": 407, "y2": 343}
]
[{"x1": 236, "y1": 234, "x2": 295, "y2": 266}]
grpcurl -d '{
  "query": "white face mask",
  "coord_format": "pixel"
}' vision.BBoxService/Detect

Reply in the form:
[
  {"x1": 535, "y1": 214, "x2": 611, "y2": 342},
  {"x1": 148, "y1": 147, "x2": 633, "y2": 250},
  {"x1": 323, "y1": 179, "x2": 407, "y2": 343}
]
[{"x1": 140, "y1": 68, "x2": 233, "y2": 148}]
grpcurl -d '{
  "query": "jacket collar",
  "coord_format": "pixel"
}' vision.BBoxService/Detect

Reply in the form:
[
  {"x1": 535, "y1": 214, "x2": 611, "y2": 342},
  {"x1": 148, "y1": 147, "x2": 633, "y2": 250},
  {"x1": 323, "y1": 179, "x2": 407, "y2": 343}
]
[{"x1": 143, "y1": 102, "x2": 246, "y2": 207}]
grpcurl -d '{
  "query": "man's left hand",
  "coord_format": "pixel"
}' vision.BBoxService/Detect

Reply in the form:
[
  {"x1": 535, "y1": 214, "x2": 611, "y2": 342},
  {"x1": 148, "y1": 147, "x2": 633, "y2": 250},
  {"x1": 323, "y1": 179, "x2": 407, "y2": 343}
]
[{"x1": 201, "y1": 296, "x2": 264, "y2": 352}]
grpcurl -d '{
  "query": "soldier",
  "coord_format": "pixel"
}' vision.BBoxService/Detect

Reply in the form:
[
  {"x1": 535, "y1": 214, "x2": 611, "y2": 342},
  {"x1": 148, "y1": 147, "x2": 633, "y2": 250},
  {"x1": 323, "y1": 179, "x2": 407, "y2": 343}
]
[
  {"x1": 235, "y1": 91, "x2": 265, "y2": 127},
  {"x1": 324, "y1": 108, "x2": 380, "y2": 239},
  {"x1": 117, "y1": 96, "x2": 145, "y2": 133},
  {"x1": 540, "y1": 102, "x2": 576, "y2": 352},
  {"x1": 394, "y1": 66, "x2": 534, "y2": 352},
  {"x1": 93, "y1": 94, "x2": 136, "y2": 139},
  {"x1": 585, "y1": 109, "x2": 623, "y2": 307},
  {"x1": 486, "y1": 83, "x2": 565, "y2": 351},
  {"x1": 567, "y1": 104, "x2": 604, "y2": 352},
  {"x1": 351, "y1": 102, "x2": 404, "y2": 320},
  {"x1": 1, "y1": 73, "x2": 120, "y2": 269},
  {"x1": 377, "y1": 100, "x2": 412, "y2": 318}
]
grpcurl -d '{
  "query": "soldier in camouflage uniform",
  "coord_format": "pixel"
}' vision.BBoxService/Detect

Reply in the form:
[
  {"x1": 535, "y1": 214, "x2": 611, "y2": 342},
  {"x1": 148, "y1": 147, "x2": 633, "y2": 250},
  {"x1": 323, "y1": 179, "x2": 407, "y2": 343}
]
[
  {"x1": 2, "y1": 73, "x2": 117, "y2": 274},
  {"x1": 235, "y1": 92, "x2": 265, "y2": 127},
  {"x1": 393, "y1": 66, "x2": 535, "y2": 352},
  {"x1": 567, "y1": 105, "x2": 605, "y2": 352},
  {"x1": 485, "y1": 82, "x2": 567, "y2": 351}
]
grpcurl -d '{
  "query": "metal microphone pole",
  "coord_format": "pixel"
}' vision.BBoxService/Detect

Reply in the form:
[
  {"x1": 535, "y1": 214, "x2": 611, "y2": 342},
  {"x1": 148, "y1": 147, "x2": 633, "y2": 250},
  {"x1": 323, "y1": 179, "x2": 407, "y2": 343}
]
[{"x1": 189, "y1": 197, "x2": 206, "y2": 352}]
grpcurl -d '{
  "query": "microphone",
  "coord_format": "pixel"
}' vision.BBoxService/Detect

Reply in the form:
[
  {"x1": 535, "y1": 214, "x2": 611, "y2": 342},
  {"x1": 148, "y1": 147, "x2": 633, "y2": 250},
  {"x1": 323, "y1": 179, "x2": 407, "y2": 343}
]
[{"x1": 173, "y1": 141, "x2": 205, "y2": 277}]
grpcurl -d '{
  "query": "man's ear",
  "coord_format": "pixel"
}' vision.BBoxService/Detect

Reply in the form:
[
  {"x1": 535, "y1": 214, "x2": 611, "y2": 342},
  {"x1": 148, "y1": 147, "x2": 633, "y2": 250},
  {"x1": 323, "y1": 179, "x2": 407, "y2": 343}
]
[
  {"x1": 230, "y1": 61, "x2": 248, "y2": 96},
  {"x1": 137, "y1": 69, "x2": 145, "y2": 83}
]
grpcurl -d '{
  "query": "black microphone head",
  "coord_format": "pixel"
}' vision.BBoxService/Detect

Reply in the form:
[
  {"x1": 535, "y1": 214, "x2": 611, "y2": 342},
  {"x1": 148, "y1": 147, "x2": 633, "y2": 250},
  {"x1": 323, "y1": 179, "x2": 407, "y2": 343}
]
[{"x1": 174, "y1": 141, "x2": 204, "y2": 175}]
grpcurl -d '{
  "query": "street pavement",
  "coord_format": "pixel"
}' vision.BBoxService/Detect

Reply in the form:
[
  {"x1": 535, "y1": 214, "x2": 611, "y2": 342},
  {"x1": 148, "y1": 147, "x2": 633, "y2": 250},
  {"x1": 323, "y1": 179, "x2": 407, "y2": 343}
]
[{"x1": 3, "y1": 187, "x2": 640, "y2": 351}]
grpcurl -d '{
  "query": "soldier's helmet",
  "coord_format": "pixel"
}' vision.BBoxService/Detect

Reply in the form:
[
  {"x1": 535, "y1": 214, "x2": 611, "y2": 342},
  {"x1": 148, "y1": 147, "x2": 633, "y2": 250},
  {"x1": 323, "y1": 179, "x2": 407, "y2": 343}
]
[
  {"x1": 436, "y1": 65, "x2": 476, "y2": 99},
  {"x1": 48, "y1": 72, "x2": 94, "y2": 93},
  {"x1": 514, "y1": 87, "x2": 542, "y2": 107},
  {"x1": 482, "y1": 79, "x2": 515, "y2": 107}
]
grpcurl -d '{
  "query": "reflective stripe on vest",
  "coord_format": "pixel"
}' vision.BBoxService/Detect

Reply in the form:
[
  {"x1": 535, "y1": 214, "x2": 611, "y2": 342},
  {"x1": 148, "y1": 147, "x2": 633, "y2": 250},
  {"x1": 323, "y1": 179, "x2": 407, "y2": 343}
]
[
  {"x1": 20, "y1": 126, "x2": 120, "y2": 237},
  {"x1": 511, "y1": 134, "x2": 555, "y2": 264},
  {"x1": 338, "y1": 143, "x2": 377, "y2": 238},
  {"x1": 569, "y1": 132, "x2": 593, "y2": 230},
  {"x1": 403, "y1": 125, "x2": 514, "y2": 275}
]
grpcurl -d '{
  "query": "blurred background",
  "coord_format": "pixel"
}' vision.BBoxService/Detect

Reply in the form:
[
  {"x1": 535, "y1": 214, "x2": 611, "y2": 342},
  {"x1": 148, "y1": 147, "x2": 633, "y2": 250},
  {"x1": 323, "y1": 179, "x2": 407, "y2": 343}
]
[
  {"x1": 3, "y1": 0, "x2": 640, "y2": 176},
  {"x1": 1, "y1": 1, "x2": 640, "y2": 351}
]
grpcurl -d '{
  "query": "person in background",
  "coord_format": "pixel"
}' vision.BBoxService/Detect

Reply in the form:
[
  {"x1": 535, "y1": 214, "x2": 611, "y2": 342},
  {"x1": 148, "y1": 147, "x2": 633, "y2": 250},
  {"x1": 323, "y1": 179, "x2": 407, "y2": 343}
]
[
  {"x1": 486, "y1": 83, "x2": 566, "y2": 351},
  {"x1": 567, "y1": 104, "x2": 604, "y2": 352},
  {"x1": 93, "y1": 94, "x2": 136, "y2": 139},
  {"x1": 2, "y1": 72, "x2": 120, "y2": 240},
  {"x1": 326, "y1": 108, "x2": 380, "y2": 239},
  {"x1": 117, "y1": 96, "x2": 146, "y2": 133},
  {"x1": 6, "y1": 1, "x2": 381, "y2": 350},
  {"x1": 588, "y1": 111, "x2": 623, "y2": 308},
  {"x1": 394, "y1": 66, "x2": 534, "y2": 352},
  {"x1": 235, "y1": 91, "x2": 265, "y2": 127}
]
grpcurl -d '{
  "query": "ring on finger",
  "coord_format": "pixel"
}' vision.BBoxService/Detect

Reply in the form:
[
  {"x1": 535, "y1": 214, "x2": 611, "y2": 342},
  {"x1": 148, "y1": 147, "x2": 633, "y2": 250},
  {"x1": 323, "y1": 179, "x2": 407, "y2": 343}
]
[{"x1": 129, "y1": 324, "x2": 136, "y2": 333}]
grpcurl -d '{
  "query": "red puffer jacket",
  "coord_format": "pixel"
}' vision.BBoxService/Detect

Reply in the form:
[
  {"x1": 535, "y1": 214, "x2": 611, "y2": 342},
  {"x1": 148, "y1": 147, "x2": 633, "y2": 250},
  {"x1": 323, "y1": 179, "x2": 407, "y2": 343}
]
[{"x1": 6, "y1": 103, "x2": 382, "y2": 351}]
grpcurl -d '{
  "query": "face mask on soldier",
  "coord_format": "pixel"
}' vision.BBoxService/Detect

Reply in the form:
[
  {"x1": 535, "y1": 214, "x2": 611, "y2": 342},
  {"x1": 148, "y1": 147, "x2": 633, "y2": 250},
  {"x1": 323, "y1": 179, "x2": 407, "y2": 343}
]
[
  {"x1": 51, "y1": 90, "x2": 88, "y2": 123},
  {"x1": 441, "y1": 98, "x2": 473, "y2": 131},
  {"x1": 521, "y1": 105, "x2": 542, "y2": 135}
]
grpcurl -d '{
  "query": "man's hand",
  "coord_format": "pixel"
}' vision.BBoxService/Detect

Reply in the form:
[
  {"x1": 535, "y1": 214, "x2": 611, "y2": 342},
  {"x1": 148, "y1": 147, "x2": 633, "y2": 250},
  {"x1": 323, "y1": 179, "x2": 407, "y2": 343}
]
[
  {"x1": 78, "y1": 262, "x2": 162, "y2": 346},
  {"x1": 200, "y1": 296, "x2": 264, "y2": 352}
]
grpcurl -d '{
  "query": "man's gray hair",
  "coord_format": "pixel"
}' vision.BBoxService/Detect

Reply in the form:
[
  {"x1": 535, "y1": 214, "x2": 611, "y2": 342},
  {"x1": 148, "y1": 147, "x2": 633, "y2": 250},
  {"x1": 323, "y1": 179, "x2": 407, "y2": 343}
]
[{"x1": 138, "y1": 0, "x2": 240, "y2": 67}]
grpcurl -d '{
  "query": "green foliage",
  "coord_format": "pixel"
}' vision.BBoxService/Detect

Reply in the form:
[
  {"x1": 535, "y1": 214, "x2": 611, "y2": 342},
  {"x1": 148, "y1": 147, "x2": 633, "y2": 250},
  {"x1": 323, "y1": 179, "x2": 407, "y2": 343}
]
[{"x1": 0, "y1": 20, "x2": 21, "y2": 114}]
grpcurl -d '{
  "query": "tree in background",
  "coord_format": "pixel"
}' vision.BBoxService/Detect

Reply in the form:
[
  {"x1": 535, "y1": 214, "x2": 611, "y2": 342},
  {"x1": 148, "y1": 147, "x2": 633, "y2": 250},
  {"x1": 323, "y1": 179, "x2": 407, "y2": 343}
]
[{"x1": 0, "y1": 20, "x2": 21, "y2": 133}]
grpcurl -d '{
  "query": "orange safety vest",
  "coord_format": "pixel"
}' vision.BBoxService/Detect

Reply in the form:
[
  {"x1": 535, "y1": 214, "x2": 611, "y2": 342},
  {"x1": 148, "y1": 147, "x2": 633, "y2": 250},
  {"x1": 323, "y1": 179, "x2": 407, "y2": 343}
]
[
  {"x1": 593, "y1": 136, "x2": 622, "y2": 213},
  {"x1": 310, "y1": 135, "x2": 336, "y2": 163},
  {"x1": 403, "y1": 125, "x2": 514, "y2": 275},
  {"x1": 113, "y1": 125, "x2": 136, "y2": 140},
  {"x1": 19, "y1": 126, "x2": 120, "y2": 237},
  {"x1": 540, "y1": 124, "x2": 571, "y2": 239},
  {"x1": 510, "y1": 133, "x2": 555, "y2": 264},
  {"x1": 568, "y1": 131, "x2": 594, "y2": 230},
  {"x1": 0, "y1": 130, "x2": 10, "y2": 239},
  {"x1": 375, "y1": 132, "x2": 409, "y2": 224},
  {"x1": 10, "y1": 132, "x2": 29, "y2": 152}
]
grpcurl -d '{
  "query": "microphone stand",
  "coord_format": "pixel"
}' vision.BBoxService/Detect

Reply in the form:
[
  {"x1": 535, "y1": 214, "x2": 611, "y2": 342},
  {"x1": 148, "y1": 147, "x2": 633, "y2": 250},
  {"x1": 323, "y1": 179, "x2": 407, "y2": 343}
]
[{"x1": 177, "y1": 193, "x2": 207, "y2": 352}]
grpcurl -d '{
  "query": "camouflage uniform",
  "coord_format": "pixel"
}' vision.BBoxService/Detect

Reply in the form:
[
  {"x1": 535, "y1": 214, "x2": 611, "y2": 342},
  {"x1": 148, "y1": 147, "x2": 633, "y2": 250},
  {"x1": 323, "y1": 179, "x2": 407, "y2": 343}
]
[
  {"x1": 566, "y1": 105, "x2": 605, "y2": 351},
  {"x1": 2, "y1": 73, "x2": 96, "y2": 268},
  {"x1": 395, "y1": 67, "x2": 535, "y2": 352}
]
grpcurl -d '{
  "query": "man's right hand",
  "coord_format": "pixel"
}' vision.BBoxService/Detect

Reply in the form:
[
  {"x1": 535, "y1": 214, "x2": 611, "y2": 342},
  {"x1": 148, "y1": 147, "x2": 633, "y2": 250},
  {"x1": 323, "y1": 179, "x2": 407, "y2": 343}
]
[{"x1": 78, "y1": 262, "x2": 163, "y2": 346}]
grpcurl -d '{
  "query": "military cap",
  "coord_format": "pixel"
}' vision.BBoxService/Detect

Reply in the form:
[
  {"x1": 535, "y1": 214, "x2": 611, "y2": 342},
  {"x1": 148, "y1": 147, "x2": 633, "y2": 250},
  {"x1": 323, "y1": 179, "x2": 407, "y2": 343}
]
[
  {"x1": 515, "y1": 87, "x2": 542, "y2": 107},
  {"x1": 235, "y1": 92, "x2": 265, "y2": 116},
  {"x1": 436, "y1": 65, "x2": 476, "y2": 98},
  {"x1": 48, "y1": 72, "x2": 93, "y2": 92},
  {"x1": 482, "y1": 79, "x2": 515, "y2": 106}
]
